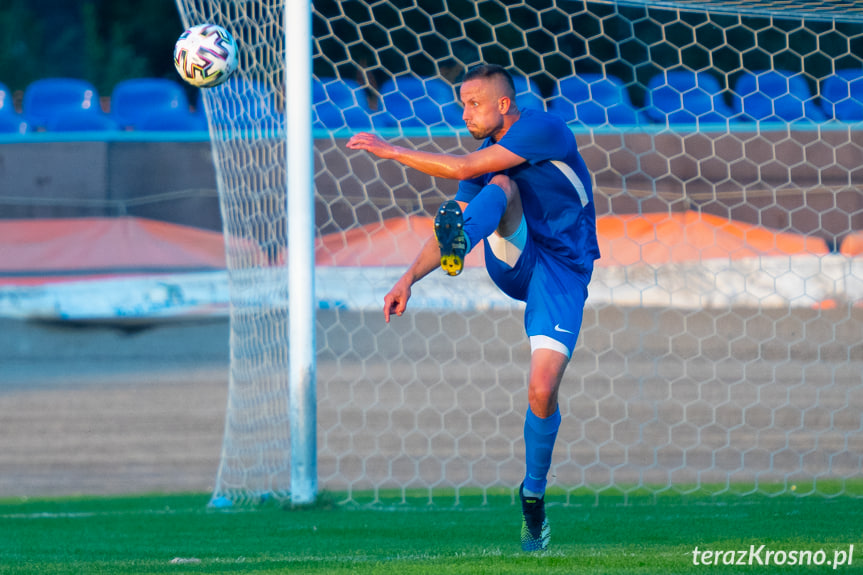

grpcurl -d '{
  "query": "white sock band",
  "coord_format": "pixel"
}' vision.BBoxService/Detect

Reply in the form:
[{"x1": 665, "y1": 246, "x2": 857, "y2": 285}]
[
  {"x1": 487, "y1": 216, "x2": 527, "y2": 268},
  {"x1": 529, "y1": 335, "x2": 572, "y2": 359}
]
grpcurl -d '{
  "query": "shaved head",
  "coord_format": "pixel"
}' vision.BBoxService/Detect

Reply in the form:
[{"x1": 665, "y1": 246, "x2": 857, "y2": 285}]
[{"x1": 462, "y1": 64, "x2": 516, "y2": 101}]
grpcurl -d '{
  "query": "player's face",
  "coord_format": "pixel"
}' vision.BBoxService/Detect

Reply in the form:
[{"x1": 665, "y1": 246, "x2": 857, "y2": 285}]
[{"x1": 459, "y1": 78, "x2": 508, "y2": 141}]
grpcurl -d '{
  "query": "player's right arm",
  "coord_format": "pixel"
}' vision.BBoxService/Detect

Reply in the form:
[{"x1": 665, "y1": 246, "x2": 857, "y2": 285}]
[
  {"x1": 347, "y1": 132, "x2": 524, "y2": 180},
  {"x1": 384, "y1": 201, "x2": 468, "y2": 322},
  {"x1": 384, "y1": 236, "x2": 437, "y2": 322}
]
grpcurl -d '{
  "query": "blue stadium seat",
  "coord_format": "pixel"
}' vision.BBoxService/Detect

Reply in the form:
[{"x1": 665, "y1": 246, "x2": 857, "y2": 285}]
[
  {"x1": 549, "y1": 74, "x2": 642, "y2": 126},
  {"x1": 731, "y1": 70, "x2": 826, "y2": 124},
  {"x1": 208, "y1": 77, "x2": 283, "y2": 134},
  {"x1": 111, "y1": 78, "x2": 190, "y2": 130},
  {"x1": 0, "y1": 81, "x2": 14, "y2": 115},
  {"x1": 0, "y1": 82, "x2": 28, "y2": 134},
  {"x1": 192, "y1": 89, "x2": 207, "y2": 127},
  {"x1": 23, "y1": 78, "x2": 102, "y2": 130},
  {"x1": 379, "y1": 75, "x2": 462, "y2": 129},
  {"x1": 137, "y1": 109, "x2": 207, "y2": 131},
  {"x1": 511, "y1": 75, "x2": 546, "y2": 112},
  {"x1": 313, "y1": 77, "x2": 393, "y2": 131},
  {"x1": 645, "y1": 71, "x2": 735, "y2": 126},
  {"x1": 0, "y1": 113, "x2": 27, "y2": 134},
  {"x1": 821, "y1": 69, "x2": 863, "y2": 122},
  {"x1": 311, "y1": 79, "x2": 328, "y2": 130},
  {"x1": 45, "y1": 109, "x2": 118, "y2": 132}
]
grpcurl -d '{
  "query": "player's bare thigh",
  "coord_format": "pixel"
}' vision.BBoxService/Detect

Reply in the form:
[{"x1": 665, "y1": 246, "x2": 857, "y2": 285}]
[{"x1": 488, "y1": 174, "x2": 523, "y2": 238}]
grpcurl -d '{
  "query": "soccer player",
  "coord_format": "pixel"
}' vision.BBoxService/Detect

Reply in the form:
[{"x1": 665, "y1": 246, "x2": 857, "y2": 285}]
[{"x1": 346, "y1": 64, "x2": 600, "y2": 551}]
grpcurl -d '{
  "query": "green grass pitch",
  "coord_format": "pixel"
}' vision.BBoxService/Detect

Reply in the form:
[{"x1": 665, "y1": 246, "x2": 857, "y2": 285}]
[{"x1": 2, "y1": 489, "x2": 862, "y2": 574}]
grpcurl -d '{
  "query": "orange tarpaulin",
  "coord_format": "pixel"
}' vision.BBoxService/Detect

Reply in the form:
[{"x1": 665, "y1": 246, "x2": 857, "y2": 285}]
[
  {"x1": 839, "y1": 232, "x2": 863, "y2": 257},
  {"x1": 0, "y1": 213, "x2": 832, "y2": 287},
  {"x1": 315, "y1": 216, "x2": 486, "y2": 268},
  {"x1": 597, "y1": 212, "x2": 829, "y2": 266},
  {"x1": 316, "y1": 212, "x2": 829, "y2": 268},
  {"x1": 0, "y1": 217, "x2": 226, "y2": 285}
]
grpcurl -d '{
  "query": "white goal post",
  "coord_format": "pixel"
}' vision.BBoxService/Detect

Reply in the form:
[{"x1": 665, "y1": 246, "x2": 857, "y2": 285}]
[
  {"x1": 175, "y1": 0, "x2": 863, "y2": 506},
  {"x1": 174, "y1": 0, "x2": 318, "y2": 505},
  {"x1": 284, "y1": 0, "x2": 317, "y2": 506}
]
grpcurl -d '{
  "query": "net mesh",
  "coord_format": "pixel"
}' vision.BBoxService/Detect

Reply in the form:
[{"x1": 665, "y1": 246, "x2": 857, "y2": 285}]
[
  {"x1": 614, "y1": 0, "x2": 863, "y2": 21},
  {"x1": 174, "y1": 0, "x2": 863, "y2": 505}
]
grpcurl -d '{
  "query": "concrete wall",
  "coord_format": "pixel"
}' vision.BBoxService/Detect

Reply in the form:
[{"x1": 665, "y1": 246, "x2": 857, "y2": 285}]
[
  {"x1": 0, "y1": 140, "x2": 221, "y2": 230},
  {"x1": 2, "y1": 128, "x2": 863, "y2": 244}
]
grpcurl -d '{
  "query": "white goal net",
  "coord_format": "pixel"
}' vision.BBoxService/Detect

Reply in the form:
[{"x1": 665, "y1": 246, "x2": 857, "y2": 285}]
[{"x1": 175, "y1": 0, "x2": 863, "y2": 505}]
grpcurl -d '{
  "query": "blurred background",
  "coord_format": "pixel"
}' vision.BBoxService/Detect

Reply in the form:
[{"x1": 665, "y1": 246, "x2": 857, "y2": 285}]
[
  {"x1": 0, "y1": 0, "x2": 183, "y2": 102},
  {"x1": 3, "y1": 0, "x2": 863, "y2": 501}
]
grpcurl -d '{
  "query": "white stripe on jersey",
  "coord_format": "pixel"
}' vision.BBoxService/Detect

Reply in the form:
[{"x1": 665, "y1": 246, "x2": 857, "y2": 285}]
[{"x1": 550, "y1": 160, "x2": 589, "y2": 207}]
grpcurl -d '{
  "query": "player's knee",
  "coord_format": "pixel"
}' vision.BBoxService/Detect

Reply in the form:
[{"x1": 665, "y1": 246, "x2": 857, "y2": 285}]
[
  {"x1": 528, "y1": 385, "x2": 559, "y2": 418},
  {"x1": 527, "y1": 349, "x2": 568, "y2": 416},
  {"x1": 489, "y1": 174, "x2": 518, "y2": 199}
]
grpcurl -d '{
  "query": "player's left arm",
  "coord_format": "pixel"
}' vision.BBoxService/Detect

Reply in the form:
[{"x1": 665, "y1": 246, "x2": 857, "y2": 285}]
[{"x1": 346, "y1": 132, "x2": 525, "y2": 180}]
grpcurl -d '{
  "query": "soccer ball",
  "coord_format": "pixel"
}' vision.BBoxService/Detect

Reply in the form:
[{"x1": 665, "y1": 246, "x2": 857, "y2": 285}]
[{"x1": 173, "y1": 24, "x2": 238, "y2": 88}]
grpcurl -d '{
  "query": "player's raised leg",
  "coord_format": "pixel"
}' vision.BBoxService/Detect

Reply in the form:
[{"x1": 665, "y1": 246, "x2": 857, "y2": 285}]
[
  {"x1": 434, "y1": 175, "x2": 522, "y2": 276},
  {"x1": 434, "y1": 200, "x2": 468, "y2": 276}
]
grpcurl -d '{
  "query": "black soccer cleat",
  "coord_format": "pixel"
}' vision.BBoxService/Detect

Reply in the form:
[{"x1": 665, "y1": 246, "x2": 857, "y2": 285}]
[
  {"x1": 519, "y1": 482, "x2": 550, "y2": 552},
  {"x1": 434, "y1": 200, "x2": 467, "y2": 276}
]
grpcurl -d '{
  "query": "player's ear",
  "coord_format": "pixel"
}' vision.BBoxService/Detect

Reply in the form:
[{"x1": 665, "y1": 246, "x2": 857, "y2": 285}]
[{"x1": 498, "y1": 96, "x2": 513, "y2": 114}]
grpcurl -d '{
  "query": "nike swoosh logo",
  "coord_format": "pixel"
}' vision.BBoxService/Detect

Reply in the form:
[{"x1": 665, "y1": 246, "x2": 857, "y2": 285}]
[{"x1": 554, "y1": 324, "x2": 574, "y2": 334}]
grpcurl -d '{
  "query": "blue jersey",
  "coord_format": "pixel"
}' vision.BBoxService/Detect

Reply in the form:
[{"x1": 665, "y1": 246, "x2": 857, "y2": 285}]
[{"x1": 455, "y1": 108, "x2": 600, "y2": 272}]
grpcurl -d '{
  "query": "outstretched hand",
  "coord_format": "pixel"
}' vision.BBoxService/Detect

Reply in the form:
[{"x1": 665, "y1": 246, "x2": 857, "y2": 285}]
[
  {"x1": 346, "y1": 132, "x2": 396, "y2": 159},
  {"x1": 383, "y1": 277, "x2": 412, "y2": 323}
]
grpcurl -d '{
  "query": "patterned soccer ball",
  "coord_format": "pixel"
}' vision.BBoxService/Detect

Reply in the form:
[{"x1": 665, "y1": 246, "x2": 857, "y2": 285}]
[{"x1": 173, "y1": 24, "x2": 238, "y2": 88}]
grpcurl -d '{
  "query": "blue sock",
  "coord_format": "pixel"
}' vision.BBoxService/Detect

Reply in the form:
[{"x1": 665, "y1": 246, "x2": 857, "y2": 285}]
[
  {"x1": 523, "y1": 406, "x2": 561, "y2": 497},
  {"x1": 462, "y1": 183, "x2": 507, "y2": 253}
]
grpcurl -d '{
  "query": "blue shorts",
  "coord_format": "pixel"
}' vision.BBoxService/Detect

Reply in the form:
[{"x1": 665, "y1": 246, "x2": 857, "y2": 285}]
[{"x1": 483, "y1": 226, "x2": 591, "y2": 358}]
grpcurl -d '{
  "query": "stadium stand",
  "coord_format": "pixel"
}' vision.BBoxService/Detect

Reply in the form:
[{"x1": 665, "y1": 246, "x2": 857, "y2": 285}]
[
  {"x1": 644, "y1": 70, "x2": 735, "y2": 126},
  {"x1": 0, "y1": 81, "x2": 14, "y2": 115},
  {"x1": 821, "y1": 69, "x2": 863, "y2": 122},
  {"x1": 511, "y1": 74, "x2": 546, "y2": 112},
  {"x1": 731, "y1": 69, "x2": 827, "y2": 123},
  {"x1": 44, "y1": 109, "x2": 118, "y2": 132},
  {"x1": 207, "y1": 77, "x2": 283, "y2": 133},
  {"x1": 8, "y1": 69, "x2": 863, "y2": 135},
  {"x1": 0, "y1": 82, "x2": 27, "y2": 134},
  {"x1": 0, "y1": 114, "x2": 26, "y2": 134},
  {"x1": 137, "y1": 109, "x2": 207, "y2": 131},
  {"x1": 110, "y1": 78, "x2": 191, "y2": 130},
  {"x1": 379, "y1": 75, "x2": 463, "y2": 129},
  {"x1": 549, "y1": 73, "x2": 643, "y2": 126},
  {"x1": 313, "y1": 77, "x2": 393, "y2": 130},
  {"x1": 23, "y1": 78, "x2": 103, "y2": 130},
  {"x1": 192, "y1": 89, "x2": 207, "y2": 126}
]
